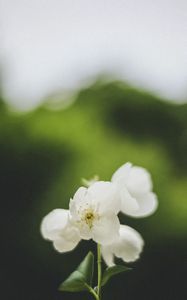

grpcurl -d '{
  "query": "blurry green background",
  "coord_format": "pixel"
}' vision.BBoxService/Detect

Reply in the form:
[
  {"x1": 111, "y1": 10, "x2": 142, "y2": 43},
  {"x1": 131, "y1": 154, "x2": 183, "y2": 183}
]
[{"x1": 1, "y1": 82, "x2": 187, "y2": 299}]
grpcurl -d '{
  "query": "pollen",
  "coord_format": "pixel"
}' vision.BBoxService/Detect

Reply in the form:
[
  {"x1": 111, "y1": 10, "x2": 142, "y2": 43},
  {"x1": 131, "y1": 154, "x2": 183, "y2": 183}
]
[{"x1": 82, "y1": 208, "x2": 98, "y2": 228}]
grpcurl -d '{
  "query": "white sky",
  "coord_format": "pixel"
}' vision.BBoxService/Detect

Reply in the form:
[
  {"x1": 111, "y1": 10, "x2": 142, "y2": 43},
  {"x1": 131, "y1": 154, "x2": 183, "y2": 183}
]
[{"x1": 0, "y1": 0, "x2": 187, "y2": 110}]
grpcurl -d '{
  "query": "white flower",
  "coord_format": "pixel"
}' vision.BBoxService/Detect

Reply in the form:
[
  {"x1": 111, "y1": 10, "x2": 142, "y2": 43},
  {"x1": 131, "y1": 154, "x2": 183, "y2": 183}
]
[
  {"x1": 41, "y1": 163, "x2": 157, "y2": 254},
  {"x1": 40, "y1": 209, "x2": 81, "y2": 253},
  {"x1": 112, "y1": 162, "x2": 158, "y2": 217},
  {"x1": 69, "y1": 181, "x2": 121, "y2": 245},
  {"x1": 101, "y1": 225, "x2": 144, "y2": 266}
]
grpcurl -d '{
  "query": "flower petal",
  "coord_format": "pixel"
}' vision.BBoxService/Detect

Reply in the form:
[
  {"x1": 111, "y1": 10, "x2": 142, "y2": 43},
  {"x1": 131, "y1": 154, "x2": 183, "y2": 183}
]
[
  {"x1": 53, "y1": 238, "x2": 77, "y2": 253},
  {"x1": 88, "y1": 181, "x2": 120, "y2": 214},
  {"x1": 40, "y1": 209, "x2": 69, "y2": 240},
  {"x1": 113, "y1": 225, "x2": 144, "y2": 262},
  {"x1": 101, "y1": 245, "x2": 115, "y2": 267},
  {"x1": 111, "y1": 162, "x2": 132, "y2": 184},
  {"x1": 75, "y1": 222, "x2": 92, "y2": 240},
  {"x1": 126, "y1": 166, "x2": 153, "y2": 196},
  {"x1": 120, "y1": 187, "x2": 139, "y2": 215},
  {"x1": 127, "y1": 192, "x2": 158, "y2": 217},
  {"x1": 101, "y1": 225, "x2": 144, "y2": 266},
  {"x1": 73, "y1": 186, "x2": 88, "y2": 201},
  {"x1": 69, "y1": 186, "x2": 88, "y2": 219},
  {"x1": 53, "y1": 225, "x2": 81, "y2": 253},
  {"x1": 92, "y1": 214, "x2": 120, "y2": 245}
]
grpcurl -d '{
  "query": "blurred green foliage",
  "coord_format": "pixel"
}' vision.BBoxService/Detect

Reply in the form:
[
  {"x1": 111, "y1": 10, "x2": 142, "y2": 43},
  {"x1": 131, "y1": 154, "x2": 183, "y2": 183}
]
[{"x1": 1, "y1": 82, "x2": 187, "y2": 299}]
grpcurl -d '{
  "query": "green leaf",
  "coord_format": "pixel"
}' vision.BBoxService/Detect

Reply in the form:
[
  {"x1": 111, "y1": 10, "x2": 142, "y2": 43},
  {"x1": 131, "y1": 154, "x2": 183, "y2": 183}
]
[
  {"x1": 59, "y1": 251, "x2": 94, "y2": 292},
  {"x1": 101, "y1": 265, "x2": 132, "y2": 287}
]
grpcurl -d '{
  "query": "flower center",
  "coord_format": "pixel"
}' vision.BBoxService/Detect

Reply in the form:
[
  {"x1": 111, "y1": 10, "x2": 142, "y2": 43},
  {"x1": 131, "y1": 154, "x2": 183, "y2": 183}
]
[
  {"x1": 85, "y1": 211, "x2": 95, "y2": 228},
  {"x1": 82, "y1": 208, "x2": 98, "y2": 229}
]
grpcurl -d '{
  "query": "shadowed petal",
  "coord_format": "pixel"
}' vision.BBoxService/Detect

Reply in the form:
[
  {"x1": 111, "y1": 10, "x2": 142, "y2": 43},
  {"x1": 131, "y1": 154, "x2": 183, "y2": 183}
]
[
  {"x1": 53, "y1": 226, "x2": 81, "y2": 253},
  {"x1": 127, "y1": 192, "x2": 158, "y2": 217},
  {"x1": 120, "y1": 187, "x2": 139, "y2": 215},
  {"x1": 113, "y1": 225, "x2": 144, "y2": 262},
  {"x1": 101, "y1": 225, "x2": 144, "y2": 266},
  {"x1": 101, "y1": 245, "x2": 115, "y2": 267}
]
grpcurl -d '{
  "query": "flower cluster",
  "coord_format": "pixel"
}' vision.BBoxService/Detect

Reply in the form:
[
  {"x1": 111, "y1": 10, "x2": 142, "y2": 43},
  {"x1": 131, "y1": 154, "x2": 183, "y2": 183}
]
[{"x1": 41, "y1": 162, "x2": 158, "y2": 266}]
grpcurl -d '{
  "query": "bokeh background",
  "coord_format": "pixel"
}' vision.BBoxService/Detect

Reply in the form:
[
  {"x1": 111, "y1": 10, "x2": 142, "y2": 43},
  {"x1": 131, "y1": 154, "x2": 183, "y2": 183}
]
[
  {"x1": 1, "y1": 82, "x2": 187, "y2": 299},
  {"x1": 1, "y1": 1, "x2": 187, "y2": 300}
]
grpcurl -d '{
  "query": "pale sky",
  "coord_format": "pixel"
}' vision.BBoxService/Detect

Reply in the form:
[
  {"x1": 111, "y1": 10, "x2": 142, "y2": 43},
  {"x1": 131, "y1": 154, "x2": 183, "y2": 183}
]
[{"x1": 0, "y1": 0, "x2": 187, "y2": 110}]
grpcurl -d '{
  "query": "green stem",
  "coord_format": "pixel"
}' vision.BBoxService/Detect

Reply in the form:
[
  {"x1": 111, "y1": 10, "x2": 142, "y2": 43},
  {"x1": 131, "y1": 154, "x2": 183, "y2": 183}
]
[
  {"x1": 86, "y1": 244, "x2": 102, "y2": 300},
  {"x1": 97, "y1": 244, "x2": 102, "y2": 300},
  {"x1": 84, "y1": 283, "x2": 99, "y2": 300}
]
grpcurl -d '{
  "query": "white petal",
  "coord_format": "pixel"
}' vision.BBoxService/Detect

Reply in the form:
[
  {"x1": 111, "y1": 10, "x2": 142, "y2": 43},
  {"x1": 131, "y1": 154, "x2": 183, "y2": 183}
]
[
  {"x1": 88, "y1": 181, "x2": 120, "y2": 214},
  {"x1": 69, "y1": 186, "x2": 88, "y2": 219},
  {"x1": 113, "y1": 225, "x2": 144, "y2": 262},
  {"x1": 127, "y1": 192, "x2": 158, "y2": 217},
  {"x1": 53, "y1": 238, "x2": 78, "y2": 253},
  {"x1": 92, "y1": 214, "x2": 120, "y2": 245},
  {"x1": 120, "y1": 187, "x2": 139, "y2": 215},
  {"x1": 101, "y1": 246, "x2": 115, "y2": 267},
  {"x1": 73, "y1": 186, "x2": 88, "y2": 201},
  {"x1": 101, "y1": 225, "x2": 144, "y2": 266},
  {"x1": 111, "y1": 162, "x2": 132, "y2": 184},
  {"x1": 40, "y1": 209, "x2": 69, "y2": 240},
  {"x1": 76, "y1": 222, "x2": 92, "y2": 240},
  {"x1": 53, "y1": 226, "x2": 81, "y2": 253},
  {"x1": 126, "y1": 166, "x2": 152, "y2": 196}
]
